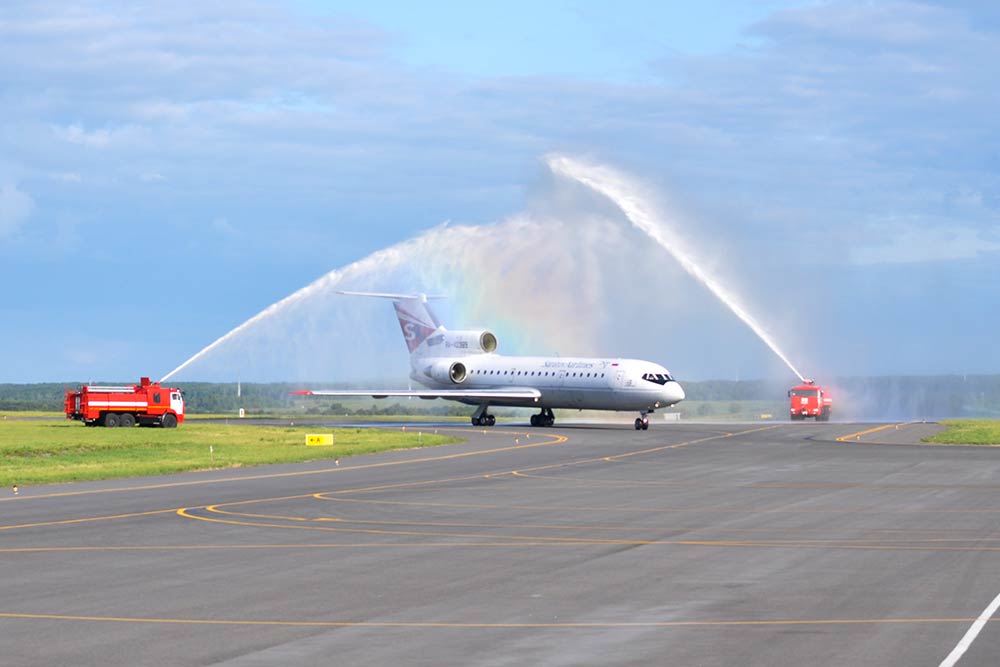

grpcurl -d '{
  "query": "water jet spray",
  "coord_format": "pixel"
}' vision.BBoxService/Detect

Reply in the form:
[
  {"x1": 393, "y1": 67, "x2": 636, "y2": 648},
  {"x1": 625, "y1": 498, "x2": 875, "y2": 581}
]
[{"x1": 546, "y1": 154, "x2": 807, "y2": 383}]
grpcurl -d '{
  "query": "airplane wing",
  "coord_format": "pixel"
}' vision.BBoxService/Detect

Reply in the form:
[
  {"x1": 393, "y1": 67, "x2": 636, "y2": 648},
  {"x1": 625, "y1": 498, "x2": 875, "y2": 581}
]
[{"x1": 291, "y1": 388, "x2": 541, "y2": 401}]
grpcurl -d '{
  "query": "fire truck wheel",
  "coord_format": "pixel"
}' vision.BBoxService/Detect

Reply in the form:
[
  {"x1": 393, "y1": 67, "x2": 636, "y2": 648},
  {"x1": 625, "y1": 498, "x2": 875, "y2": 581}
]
[
  {"x1": 118, "y1": 413, "x2": 136, "y2": 428},
  {"x1": 102, "y1": 413, "x2": 119, "y2": 428},
  {"x1": 161, "y1": 413, "x2": 178, "y2": 429}
]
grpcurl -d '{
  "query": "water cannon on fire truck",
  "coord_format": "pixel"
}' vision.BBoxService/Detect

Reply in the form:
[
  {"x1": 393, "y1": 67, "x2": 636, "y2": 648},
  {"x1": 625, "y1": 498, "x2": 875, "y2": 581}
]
[{"x1": 65, "y1": 377, "x2": 185, "y2": 428}]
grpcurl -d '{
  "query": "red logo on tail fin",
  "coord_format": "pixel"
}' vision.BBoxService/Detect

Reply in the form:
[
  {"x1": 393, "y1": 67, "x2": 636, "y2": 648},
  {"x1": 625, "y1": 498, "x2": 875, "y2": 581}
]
[{"x1": 393, "y1": 301, "x2": 437, "y2": 353}]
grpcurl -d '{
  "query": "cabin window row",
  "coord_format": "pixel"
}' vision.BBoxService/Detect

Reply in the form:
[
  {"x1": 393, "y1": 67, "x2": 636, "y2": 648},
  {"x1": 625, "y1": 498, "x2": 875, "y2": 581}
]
[{"x1": 471, "y1": 370, "x2": 606, "y2": 378}]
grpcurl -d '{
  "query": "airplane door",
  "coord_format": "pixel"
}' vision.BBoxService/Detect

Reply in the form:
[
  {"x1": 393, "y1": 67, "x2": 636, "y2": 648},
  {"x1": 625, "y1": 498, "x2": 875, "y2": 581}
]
[
  {"x1": 557, "y1": 370, "x2": 567, "y2": 386},
  {"x1": 615, "y1": 370, "x2": 624, "y2": 387}
]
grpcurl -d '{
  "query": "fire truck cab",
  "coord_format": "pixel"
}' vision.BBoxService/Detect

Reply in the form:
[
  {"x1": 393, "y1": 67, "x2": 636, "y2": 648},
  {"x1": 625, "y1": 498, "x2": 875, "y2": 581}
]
[{"x1": 788, "y1": 380, "x2": 832, "y2": 421}]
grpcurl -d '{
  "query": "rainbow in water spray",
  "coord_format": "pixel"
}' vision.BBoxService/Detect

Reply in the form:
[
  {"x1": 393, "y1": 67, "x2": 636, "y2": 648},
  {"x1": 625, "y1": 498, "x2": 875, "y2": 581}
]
[{"x1": 546, "y1": 154, "x2": 806, "y2": 383}]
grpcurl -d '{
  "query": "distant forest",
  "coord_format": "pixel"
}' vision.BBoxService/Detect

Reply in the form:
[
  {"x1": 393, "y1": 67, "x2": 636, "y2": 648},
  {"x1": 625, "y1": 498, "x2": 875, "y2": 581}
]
[{"x1": 3, "y1": 375, "x2": 998, "y2": 420}]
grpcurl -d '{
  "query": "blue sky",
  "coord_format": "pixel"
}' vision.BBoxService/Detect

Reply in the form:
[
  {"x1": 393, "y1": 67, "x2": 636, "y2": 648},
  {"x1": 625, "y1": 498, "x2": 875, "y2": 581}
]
[
  {"x1": 1, "y1": 0, "x2": 998, "y2": 383},
  {"x1": 305, "y1": 1, "x2": 787, "y2": 77}
]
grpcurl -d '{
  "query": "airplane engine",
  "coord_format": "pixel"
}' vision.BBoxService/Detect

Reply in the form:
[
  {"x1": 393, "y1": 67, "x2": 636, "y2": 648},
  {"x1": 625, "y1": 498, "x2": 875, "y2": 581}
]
[
  {"x1": 428, "y1": 360, "x2": 468, "y2": 384},
  {"x1": 449, "y1": 361, "x2": 467, "y2": 383},
  {"x1": 479, "y1": 331, "x2": 497, "y2": 353}
]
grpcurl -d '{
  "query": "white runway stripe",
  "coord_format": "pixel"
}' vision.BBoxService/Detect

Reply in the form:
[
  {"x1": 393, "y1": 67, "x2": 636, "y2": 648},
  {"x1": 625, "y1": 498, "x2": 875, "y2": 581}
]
[{"x1": 938, "y1": 589, "x2": 1000, "y2": 667}]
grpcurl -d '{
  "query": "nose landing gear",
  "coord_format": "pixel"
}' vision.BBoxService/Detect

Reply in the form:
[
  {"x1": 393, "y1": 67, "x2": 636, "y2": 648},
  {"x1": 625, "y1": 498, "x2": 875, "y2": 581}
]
[{"x1": 634, "y1": 413, "x2": 650, "y2": 430}]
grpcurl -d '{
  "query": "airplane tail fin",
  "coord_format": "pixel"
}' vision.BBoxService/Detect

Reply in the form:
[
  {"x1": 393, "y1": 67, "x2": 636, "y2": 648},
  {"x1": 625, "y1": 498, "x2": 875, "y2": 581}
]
[{"x1": 338, "y1": 291, "x2": 444, "y2": 354}]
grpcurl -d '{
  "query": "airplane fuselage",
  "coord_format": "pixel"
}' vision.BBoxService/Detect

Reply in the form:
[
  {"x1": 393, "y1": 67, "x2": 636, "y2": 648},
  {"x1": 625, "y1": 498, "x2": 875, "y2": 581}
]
[{"x1": 414, "y1": 354, "x2": 684, "y2": 412}]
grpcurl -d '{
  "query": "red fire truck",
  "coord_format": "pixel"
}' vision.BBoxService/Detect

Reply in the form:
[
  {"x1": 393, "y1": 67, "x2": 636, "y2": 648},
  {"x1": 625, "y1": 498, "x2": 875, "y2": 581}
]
[
  {"x1": 788, "y1": 380, "x2": 832, "y2": 421},
  {"x1": 65, "y1": 377, "x2": 185, "y2": 428}
]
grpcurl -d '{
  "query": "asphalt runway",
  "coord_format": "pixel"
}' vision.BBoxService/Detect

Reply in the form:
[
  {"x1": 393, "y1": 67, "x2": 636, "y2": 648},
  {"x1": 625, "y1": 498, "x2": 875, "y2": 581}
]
[{"x1": 3, "y1": 421, "x2": 1000, "y2": 666}]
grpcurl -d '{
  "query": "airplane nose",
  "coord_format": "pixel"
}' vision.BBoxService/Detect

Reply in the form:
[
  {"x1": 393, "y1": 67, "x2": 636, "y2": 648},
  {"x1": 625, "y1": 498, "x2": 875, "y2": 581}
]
[{"x1": 663, "y1": 381, "x2": 685, "y2": 405}]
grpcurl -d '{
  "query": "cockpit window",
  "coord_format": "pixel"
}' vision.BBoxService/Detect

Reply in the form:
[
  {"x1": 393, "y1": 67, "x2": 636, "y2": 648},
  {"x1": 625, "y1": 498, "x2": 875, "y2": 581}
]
[{"x1": 642, "y1": 372, "x2": 674, "y2": 385}]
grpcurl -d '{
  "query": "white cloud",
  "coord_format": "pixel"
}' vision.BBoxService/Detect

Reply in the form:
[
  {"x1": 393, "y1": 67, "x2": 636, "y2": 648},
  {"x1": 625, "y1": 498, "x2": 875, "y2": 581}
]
[
  {"x1": 0, "y1": 183, "x2": 34, "y2": 238},
  {"x1": 850, "y1": 221, "x2": 1000, "y2": 264},
  {"x1": 756, "y1": 3, "x2": 963, "y2": 46},
  {"x1": 53, "y1": 123, "x2": 112, "y2": 148},
  {"x1": 52, "y1": 123, "x2": 146, "y2": 149},
  {"x1": 130, "y1": 101, "x2": 190, "y2": 122}
]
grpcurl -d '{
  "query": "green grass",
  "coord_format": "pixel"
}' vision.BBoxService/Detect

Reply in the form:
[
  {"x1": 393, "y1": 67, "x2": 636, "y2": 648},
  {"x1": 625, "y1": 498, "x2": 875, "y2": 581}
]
[
  {"x1": 1, "y1": 411, "x2": 63, "y2": 419},
  {"x1": 0, "y1": 419, "x2": 461, "y2": 486},
  {"x1": 925, "y1": 420, "x2": 1000, "y2": 445}
]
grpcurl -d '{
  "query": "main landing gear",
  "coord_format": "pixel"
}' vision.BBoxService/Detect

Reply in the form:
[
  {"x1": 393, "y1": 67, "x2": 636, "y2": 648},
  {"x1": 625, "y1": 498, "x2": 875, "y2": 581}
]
[
  {"x1": 530, "y1": 408, "x2": 555, "y2": 428},
  {"x1": 471, "y1": 404, "x2": 496, "y2": 427},
  {"x1": 634, "y1": 412, "x2": 650, "y2": 430}
]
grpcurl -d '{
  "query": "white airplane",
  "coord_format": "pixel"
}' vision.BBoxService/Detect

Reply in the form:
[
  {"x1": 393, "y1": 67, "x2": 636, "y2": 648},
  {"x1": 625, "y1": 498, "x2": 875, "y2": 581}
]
[{"x1": 293, "y1": 292, "x2": 685, "y2": 430}]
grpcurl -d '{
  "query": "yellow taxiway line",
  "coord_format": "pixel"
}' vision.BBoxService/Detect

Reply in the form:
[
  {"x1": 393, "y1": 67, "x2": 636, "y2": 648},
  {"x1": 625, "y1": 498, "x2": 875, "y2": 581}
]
[{"x1": 836, "y1": 422, "x2": 912, "y2": 442}]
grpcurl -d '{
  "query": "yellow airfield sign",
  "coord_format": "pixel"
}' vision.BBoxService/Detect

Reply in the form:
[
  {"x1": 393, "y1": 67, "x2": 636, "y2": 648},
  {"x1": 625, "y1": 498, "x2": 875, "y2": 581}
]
[{"x1": 306, "y1": 433, "x2": 334, "y2": 446}]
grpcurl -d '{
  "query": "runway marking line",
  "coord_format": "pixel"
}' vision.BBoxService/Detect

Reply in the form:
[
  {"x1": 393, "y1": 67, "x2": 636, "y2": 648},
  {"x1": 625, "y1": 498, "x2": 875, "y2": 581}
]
[
  {"x1": 192, "y1": 505, "x2": 645, "y2": 533},
  {"x1": 177, "y1": 506, "x2": 638, "y2": 544},
  {"x1": 836, "y1": 423, "x2": 912, "y2": 442},
  {"x1": 168, "y1": 509, "x2": 1000, "y2": 552},
  {"x1": 190, "y1": 498, "x2": 1000, "y2": 544},
  {"x1": 938, "y1": 589, "x2": 1000, "y2": 667},
  {"x1": 596, "y1": 426, "x2": 780, "y2": 463},
  {"x1": 177, "y1": 464, "x2": 559, "y2": 516},
  {"x1": 501, "y1": 472, "x2": 703, "y2": 487},
  {"x1": 513, "y1": 425, "x2": 780, "y2": 475},
  {"x1": 315, "y1": 495, "x2": 1000, "y2": 516},
  {"x1": 488, "y1": 473, "x2": 1000, "y2": 493},
  {"x1": 11, "y1": 539, "x2": 1000, "y2": 554},
  {"x1": 0, "y1": 611, "x2": 995, "y2": 630},
  {"x1": 189, "y1": 512, "x2": 1000, "y2": 544},
  {"x1": 0, "y1": 509, "x2": 177, "y2": 532}
]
